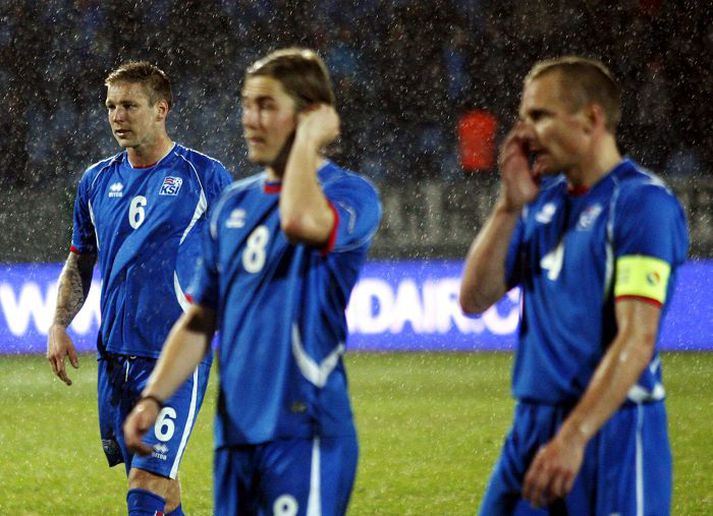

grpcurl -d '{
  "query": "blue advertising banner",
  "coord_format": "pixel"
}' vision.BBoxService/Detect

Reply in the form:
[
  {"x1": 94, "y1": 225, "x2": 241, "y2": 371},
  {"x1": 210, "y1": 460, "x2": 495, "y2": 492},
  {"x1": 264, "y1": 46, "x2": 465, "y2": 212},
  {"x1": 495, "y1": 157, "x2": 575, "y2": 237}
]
[{"x1": 0, "y1": 260, "x2": 711, "y2": 354}]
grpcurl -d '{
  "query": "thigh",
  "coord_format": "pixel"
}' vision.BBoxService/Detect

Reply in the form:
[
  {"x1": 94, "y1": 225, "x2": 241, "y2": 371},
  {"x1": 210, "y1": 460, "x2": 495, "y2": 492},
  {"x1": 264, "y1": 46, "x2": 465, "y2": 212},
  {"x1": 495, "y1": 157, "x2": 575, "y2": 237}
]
[
  {"x1": 586, "y1": 402, "x2": 671, "y2": 516},
  {"x1": 129, "y1": 359, "x2": 211, "y2": 479},
  {"x1": 97, "y1": 355, "x2": 125, "y2": 468},
  {"x1": 214, "y1": 445, "x2": 259, "y2": 516},
  {"x1": 478, "y1": 403, "x2": 566, "y2": 516},
  {"x1": 259, "y1": 435, "x2": 359, "y2": 516}
]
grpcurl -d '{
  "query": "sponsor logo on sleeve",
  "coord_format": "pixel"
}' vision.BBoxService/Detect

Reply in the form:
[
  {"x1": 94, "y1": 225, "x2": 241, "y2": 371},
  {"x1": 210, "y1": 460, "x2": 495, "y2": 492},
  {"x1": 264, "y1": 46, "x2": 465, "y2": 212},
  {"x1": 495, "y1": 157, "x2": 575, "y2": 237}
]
[
  {"x1": 535, "y1": 203, "x2": 557, "y2": 224},
  {"x1": 108, "y1": 182, "x2": 124, "y2": 198},
  {"x1": 226, "y1": 208, "x2": 246, "y2": 228},
  {"x1": 159, "y1": 176, "x2": 183, "y2": 196}
]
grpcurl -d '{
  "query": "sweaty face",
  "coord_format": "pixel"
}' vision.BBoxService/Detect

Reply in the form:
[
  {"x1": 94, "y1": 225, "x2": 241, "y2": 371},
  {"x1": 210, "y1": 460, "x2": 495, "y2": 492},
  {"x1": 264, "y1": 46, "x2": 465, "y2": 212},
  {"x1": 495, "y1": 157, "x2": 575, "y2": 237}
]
[
  {"x1": 519, "y1": 73, "x2": 590, "y2": 176},
  {"x1": 241, "y1": 76, "x2": 298, "y2": 167},
  {"x1": 105, "y1": 82, "x2": 163, "y2": 151}
]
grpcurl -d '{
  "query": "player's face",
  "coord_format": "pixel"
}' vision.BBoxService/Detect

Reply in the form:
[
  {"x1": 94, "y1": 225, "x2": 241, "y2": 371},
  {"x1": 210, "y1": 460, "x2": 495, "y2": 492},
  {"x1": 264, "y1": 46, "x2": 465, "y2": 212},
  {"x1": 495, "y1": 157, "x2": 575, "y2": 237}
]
[
  {"x1": 519, "y1": 73, "x2": 590, "y2": 176},
  {"x1": 105, "y1": 82, "x2": 164, "y2": 151},
  {"x1": 241, "y1": 76, "x2": 298, "y2": 167}
]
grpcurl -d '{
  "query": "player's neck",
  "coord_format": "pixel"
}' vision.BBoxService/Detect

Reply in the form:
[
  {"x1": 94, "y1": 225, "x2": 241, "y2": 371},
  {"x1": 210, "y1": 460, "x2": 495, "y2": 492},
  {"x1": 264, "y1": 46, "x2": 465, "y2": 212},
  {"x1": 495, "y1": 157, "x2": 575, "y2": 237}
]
[
  {"x1": 266, "y1": 165, "x2": 283, "y2": 182},
  {"x1": 266, "y1": 157, "x2": 328, "y2": 182},
  {"x1": 127, "y1": 136, "x2": 174, "y2": 168},
  {"x1": 567, "y1": 137, "x2": 622, "y2": 189}
]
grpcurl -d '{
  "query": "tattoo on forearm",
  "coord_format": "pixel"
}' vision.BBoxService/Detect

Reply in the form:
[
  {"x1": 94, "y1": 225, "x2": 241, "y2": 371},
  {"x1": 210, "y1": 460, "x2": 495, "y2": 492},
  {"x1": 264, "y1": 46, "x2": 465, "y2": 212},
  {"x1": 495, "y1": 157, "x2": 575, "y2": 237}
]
[{"x1": 54, "y1": 253, "x2": 96, "y2": 328}]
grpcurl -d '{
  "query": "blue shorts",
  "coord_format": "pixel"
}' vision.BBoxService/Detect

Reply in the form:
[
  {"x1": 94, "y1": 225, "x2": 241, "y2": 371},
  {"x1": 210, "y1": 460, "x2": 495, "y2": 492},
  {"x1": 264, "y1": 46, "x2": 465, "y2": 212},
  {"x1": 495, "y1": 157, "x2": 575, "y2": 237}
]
[
  {"x1": 479, "y1": 401, "x2": 671, "y2": 515},
  {"x1": 97, "y1": 353, "x2": 210, "y2": 479},
  {"x1": 214, "y1": 434, "x2": 358, "y2": 516}
]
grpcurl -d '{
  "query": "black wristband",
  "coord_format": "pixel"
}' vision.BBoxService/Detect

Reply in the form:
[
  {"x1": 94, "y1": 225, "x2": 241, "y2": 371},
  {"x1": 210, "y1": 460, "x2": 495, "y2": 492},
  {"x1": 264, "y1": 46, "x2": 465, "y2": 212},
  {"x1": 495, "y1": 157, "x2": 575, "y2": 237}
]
[{"x1": 139, "y1": 394, "x2": 164, "y2": 409}]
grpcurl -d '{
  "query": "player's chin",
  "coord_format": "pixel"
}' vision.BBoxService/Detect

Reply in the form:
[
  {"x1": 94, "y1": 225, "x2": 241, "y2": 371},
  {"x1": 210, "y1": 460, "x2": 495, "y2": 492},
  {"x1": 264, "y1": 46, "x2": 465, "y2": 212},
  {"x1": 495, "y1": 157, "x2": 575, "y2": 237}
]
[
  {"x1": 114, "y1": 137, "x2": 135, "y2": 149},
  {"x1": 247, "y1": 150, "x2": 273, "y2": 166}
]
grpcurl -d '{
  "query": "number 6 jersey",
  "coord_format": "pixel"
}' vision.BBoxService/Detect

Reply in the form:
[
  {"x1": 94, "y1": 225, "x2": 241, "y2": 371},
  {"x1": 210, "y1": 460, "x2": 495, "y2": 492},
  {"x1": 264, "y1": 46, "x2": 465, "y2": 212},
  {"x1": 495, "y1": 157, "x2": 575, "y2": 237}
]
[
  {"x1": 189, "y1": 161, "x2": 382, "y2": 447},
  {"x1": 71, "y1": 143, "x2": 233, "y2": 359}
]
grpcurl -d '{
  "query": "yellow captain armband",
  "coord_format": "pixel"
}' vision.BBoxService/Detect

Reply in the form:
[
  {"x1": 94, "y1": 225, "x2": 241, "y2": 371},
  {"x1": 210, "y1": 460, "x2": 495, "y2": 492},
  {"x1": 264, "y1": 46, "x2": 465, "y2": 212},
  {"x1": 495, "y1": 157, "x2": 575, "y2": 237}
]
[{"x1": 614, "y1": 255, "x2": 671, "y2": 304}]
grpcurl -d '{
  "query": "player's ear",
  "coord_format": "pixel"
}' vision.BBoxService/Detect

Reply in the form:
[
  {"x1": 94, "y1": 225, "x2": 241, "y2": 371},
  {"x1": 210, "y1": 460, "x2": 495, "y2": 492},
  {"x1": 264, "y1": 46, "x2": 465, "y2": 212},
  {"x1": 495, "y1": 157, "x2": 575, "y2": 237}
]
[
  {"x1": 583, "y1": 103, "x2": 605, "y2": 134},
  {"x1": 155, "y1": 99, "x2": 170, "y2": 121}
]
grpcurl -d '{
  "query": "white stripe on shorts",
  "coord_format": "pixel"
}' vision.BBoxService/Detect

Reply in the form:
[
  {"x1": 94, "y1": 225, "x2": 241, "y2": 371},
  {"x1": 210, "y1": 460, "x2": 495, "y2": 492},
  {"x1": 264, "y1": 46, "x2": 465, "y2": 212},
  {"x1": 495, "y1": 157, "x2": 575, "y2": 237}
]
[
  {"x1": 307, "y1": 436, "x2": 322, "y2": 516},
  {"x1": 169, "y1": 366, "x2": 199, "y2": 479}
]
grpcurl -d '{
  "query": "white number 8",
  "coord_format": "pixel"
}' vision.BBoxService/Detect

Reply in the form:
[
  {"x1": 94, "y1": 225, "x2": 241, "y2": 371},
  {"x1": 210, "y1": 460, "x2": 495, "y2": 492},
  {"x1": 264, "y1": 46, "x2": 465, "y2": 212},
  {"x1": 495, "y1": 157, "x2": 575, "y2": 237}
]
[
  {"x1": 242, "y1": 225, "x2": 270, "y2": 273},
  {"x1": 154, "y1": 407, "x2": 177, "y2": 442},
  {"x1": 129, "y1": 195, "x2": 148, "y2": 229}
]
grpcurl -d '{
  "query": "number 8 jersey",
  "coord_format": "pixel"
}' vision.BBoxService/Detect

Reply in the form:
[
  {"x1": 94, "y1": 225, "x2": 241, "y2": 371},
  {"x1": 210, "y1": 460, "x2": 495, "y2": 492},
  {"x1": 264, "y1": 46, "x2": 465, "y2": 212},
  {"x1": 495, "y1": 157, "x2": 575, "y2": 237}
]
[
  {"x1": 189, "y1": 161, "x2": 382, "y2": 446},
  {"x1": 71, "y1": 143, "x2": 233, "y2": 359}
]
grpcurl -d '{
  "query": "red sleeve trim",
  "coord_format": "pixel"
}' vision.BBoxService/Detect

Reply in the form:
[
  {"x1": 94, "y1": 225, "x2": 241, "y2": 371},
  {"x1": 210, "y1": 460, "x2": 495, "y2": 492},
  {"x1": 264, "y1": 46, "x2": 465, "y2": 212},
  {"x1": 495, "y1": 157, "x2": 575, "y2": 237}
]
[
  {"x1": 615, "y1": 295, "x2": 663, "y2": 309},
  {"x1": 320, "y1": 201, "x2": 339, "y2": 257},
  {"x1": 69, "y1": 245, "x2": 81, "y2": 254}
]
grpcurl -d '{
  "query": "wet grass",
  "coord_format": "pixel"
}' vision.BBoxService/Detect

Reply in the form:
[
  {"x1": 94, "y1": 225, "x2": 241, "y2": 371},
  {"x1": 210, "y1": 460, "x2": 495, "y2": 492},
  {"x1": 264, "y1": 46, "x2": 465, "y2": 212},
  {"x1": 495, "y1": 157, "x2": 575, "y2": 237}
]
[{"x1": 0, "y1": 352, "x2": 710, "y2": 514}]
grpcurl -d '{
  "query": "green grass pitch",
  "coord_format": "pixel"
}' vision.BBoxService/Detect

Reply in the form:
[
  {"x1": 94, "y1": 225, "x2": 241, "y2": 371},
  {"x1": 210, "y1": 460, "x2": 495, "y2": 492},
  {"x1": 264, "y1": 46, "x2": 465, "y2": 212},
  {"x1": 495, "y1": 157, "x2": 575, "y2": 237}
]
[{"x1": 0, "y1": 352, "x2": 711, "y2": 514}]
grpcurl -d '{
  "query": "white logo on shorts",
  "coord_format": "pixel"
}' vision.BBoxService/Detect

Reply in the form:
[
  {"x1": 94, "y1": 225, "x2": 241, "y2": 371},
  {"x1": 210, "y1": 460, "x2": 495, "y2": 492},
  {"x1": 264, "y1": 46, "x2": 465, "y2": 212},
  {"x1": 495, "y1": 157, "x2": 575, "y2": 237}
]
[{"x1": 152, "y1": 443, "x2": 169, "y2": 461}]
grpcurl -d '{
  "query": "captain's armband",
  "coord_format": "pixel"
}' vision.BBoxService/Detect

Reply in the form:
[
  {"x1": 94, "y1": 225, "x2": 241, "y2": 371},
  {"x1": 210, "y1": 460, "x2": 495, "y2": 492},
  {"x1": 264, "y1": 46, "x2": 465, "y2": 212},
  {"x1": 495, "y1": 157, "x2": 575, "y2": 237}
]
[{"x1": 614, "y1": 255, "x2": 671, "y2": 305}]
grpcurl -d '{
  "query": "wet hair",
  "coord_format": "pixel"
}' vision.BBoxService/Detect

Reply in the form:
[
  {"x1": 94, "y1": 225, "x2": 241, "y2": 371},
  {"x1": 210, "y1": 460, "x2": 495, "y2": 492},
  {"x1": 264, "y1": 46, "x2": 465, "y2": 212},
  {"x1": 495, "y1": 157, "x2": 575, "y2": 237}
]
[
  {"x1": 525, "y1": 56, "x2": 621, "y2": 133},
  {"x1": 245, "y1": 48, "x2": 336, "y2": 110},
  {"x1": 105, "y1": 61, "x2": 172, "y2": 110}
]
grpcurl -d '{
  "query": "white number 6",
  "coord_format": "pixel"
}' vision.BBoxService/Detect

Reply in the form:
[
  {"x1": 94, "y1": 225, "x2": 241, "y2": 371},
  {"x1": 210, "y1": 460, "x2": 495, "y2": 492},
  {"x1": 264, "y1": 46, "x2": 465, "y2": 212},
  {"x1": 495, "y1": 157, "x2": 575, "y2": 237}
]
[
  {"x1": 154, "y1": 407, "x2": 177, "y2": 442},
  {"x1": 129, "y1": 195, "x2": 148, "y2": 229}
]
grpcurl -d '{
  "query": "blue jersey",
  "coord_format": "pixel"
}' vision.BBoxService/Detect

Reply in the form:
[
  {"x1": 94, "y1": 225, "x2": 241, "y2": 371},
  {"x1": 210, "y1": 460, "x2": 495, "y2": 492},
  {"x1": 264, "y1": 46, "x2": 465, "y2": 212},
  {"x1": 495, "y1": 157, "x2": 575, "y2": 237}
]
[
  {"x1": 71, "y1": 143, "x2": 233, "y2": 359},
  {"x1": 505, "y1": 159, "x2": 688, "y2": 404},
  {"x1": 190, "y1": 161, "x2": 381, "y2": 447}
]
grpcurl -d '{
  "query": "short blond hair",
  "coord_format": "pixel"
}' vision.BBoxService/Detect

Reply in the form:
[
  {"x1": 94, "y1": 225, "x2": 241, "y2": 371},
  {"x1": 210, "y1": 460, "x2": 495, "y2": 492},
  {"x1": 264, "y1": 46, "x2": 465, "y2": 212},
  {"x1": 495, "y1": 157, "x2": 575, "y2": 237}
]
[{"x1": 526, "y1": 56, "x2": 621, "y2": 133}]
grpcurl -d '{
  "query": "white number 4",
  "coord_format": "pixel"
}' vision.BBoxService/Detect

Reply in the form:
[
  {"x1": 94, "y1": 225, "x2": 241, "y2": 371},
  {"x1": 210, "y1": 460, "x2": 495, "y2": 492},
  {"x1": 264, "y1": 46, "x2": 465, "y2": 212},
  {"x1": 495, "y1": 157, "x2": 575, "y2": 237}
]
[{"x1": 540, "y1": 241, "x2": 565, "y2": 281}]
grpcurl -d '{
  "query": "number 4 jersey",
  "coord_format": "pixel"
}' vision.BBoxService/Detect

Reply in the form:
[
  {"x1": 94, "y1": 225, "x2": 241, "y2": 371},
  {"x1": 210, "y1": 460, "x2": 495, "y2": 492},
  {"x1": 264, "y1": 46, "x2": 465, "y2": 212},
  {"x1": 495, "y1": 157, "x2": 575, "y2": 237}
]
[
  {"x1": 505, "y1": 159, "x2": 688, "y2": 405},
  {"x1": 189, "y1": 161, "x2": 382, "y2": 446},
  {"x1": 71, "y1": 143, "x2": 233, "y2": 359}
]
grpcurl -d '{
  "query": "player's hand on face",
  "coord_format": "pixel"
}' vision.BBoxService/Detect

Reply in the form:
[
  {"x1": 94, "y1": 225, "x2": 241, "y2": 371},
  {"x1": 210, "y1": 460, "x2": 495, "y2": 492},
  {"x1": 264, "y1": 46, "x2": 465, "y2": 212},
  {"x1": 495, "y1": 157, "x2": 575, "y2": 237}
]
[
  {"x1": 123, "y1": 399, "x2": 160, "y2": 456},
  {"x1": 46, "y1": 324, "x2": 79, "y2": 386},
  {"x1": 522, "y1": 434, "x2": 584, "y2": 508},
  {"x1": 497, "y1": 122, "x2": 540, "y2": 212},
  {"x1": 296, "y1": 104, "x2": 341, "y2": 149}
]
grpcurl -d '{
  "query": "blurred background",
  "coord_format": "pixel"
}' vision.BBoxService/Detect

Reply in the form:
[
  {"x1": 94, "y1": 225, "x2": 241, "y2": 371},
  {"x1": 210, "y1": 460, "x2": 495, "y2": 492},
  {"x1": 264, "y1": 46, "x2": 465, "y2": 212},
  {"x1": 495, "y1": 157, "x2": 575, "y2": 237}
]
[{"x1": 0, "y1": 0, "x2": 712, "y2": 261}]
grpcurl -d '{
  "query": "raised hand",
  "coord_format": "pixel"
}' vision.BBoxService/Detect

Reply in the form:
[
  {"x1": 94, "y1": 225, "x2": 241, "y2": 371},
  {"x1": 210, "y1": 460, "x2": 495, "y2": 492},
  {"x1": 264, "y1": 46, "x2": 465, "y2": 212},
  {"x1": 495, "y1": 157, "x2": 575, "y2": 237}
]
[
  {"x1": 295, "y1": 104, "x2": 341, "y2": 150},
  {"x1": 497, "y1": 122, "x2": 540, "y2": 212}
]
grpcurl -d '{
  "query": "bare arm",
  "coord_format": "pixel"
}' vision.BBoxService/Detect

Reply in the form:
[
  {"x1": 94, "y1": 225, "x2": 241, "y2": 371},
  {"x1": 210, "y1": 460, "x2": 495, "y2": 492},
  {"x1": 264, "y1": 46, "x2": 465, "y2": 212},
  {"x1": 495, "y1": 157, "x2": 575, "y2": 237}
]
[
  {"x1": 459, "y1": 123, "x2": 539, "y2": 314},
  {"x1": 47, "y1": 252, "x2": 96, "y2": 385},
  {"x1": 522, "y1": 299, "x2": 661, "y2": 506},
  {"x1": 123, "y1": 303, "x2": 216, "y2": 455},
  {"x1": 279, "y1": 104, "x2": 339, "y2": 246}
]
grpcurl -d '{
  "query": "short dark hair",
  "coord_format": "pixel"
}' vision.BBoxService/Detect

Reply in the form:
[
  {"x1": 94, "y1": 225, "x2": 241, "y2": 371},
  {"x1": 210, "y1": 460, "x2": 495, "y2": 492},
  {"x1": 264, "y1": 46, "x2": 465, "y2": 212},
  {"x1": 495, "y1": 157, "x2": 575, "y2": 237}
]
[
  {"x1": 525, "y1": 56, "x2": 621, "y2": 133},
  {"x1": 105, "y1": 61, "x2": 172, "y2": 110},
  {"x1": 245, "y1": 48, "x2": 335, "y2": 110}
]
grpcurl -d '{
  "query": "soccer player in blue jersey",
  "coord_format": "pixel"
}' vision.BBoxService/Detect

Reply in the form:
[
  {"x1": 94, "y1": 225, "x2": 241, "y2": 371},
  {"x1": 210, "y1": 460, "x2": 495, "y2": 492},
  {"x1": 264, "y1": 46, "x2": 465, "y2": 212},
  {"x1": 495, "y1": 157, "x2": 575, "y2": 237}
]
[
  {"x1": 123, "y1": 48, "x2": 382, "y2": 515},
  {"x1": 460, "y1": 56, "x2": 688, "y2": 515},
  {"x1": 46, "y1": 61, "x2": 233, "y2": 515}
]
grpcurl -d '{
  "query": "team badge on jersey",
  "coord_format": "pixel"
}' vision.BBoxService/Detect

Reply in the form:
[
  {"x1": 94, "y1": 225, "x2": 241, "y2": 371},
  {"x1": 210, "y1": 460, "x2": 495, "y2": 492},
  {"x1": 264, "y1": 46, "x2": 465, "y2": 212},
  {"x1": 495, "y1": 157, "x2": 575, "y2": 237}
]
[
  {"x1": 577, "y1": 203, "x2": 603, "y2": 230},
  {"x1": 159, "y1": 176, "x2": 183, "y2": 196}
]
